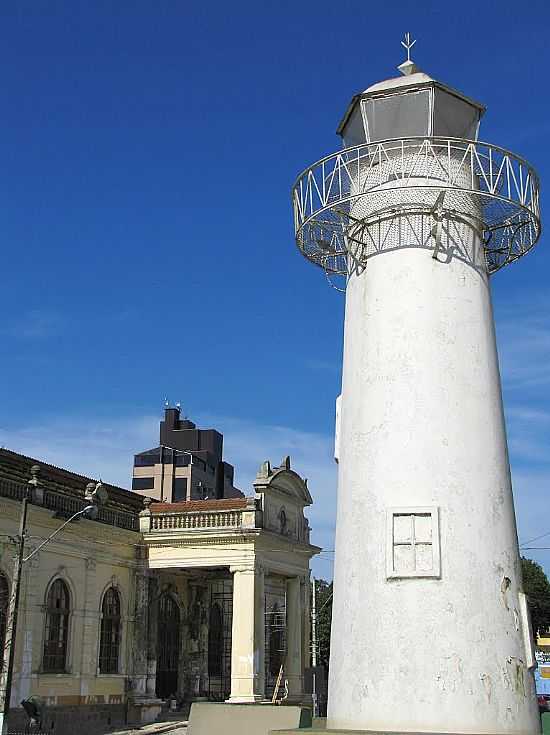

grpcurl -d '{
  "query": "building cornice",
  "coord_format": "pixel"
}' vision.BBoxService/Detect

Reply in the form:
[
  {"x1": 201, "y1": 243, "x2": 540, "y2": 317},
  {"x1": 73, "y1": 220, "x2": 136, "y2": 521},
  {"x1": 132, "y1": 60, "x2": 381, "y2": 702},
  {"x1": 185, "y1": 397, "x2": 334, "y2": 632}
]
[{"x1": 144, "y1": 531, "x2": 259, "y2": 548}]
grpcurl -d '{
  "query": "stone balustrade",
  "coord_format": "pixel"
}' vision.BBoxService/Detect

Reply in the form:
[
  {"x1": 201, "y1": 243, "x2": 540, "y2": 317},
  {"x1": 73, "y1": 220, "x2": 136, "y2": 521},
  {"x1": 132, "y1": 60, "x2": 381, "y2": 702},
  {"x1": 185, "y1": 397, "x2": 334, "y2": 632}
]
[
  {"x1": 151, "y1": 509, "x2": 244, "y2": 530},
  {"x1": 140, "y1": 498, "x2": 261, "y2": 534}
]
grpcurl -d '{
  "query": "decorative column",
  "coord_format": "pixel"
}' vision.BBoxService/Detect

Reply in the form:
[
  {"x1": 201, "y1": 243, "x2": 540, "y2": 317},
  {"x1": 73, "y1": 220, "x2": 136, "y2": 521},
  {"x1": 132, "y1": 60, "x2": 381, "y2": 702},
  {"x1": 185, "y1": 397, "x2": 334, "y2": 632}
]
[
  {"x1": 145, "y1": 576, "x2": 159, "y2": 697},
  {"x1": 127, "y1": 561, "x2": 162, "y2": 725},
  {"x1": 227, "y1": 564, "x2": 265, "y2": 703},
  {"x1": 177, "y1": 578, "x2": 189, "y2": 701},
  {"x1": 80, "y1": 559, "x2": 99, "y2": 698},
  {"x1": 300, "y1": 576, "x2": 310, "y2": 684},
  {"x1": 285, "y1": 576, "x2": 303, "y2": 702},
  {"x1": 131, "y1": 567, "x2": 150, "y2": 696},
  {"x1": 254, "y1": 564, "x2": 265, "y2": 698}
]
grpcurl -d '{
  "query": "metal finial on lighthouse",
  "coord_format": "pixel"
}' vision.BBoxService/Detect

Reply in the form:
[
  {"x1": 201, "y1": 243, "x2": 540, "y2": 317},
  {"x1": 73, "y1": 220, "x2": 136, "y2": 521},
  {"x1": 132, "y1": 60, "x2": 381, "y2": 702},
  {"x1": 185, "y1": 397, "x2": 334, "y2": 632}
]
[
  {"x1": 401, "y1": 32, "x2": 416, "y2": 61},
  {"x1": 398, "y1": 32, "x2": 420, "y2": 75}
]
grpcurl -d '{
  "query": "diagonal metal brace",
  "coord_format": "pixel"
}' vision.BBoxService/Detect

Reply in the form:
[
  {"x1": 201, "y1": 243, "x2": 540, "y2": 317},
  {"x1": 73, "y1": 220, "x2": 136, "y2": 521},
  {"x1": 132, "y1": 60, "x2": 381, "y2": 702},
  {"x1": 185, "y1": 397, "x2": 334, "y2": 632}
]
[{"x1": 430, "y1": 191, "x2": 446, "y2": 260}]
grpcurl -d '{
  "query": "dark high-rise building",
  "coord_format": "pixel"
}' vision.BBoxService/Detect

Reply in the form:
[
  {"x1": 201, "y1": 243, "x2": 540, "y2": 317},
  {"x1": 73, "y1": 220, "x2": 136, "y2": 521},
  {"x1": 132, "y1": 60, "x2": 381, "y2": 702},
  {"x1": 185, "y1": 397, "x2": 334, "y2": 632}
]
[{"x1": 132, "y1": 406, "x2": 243, "y2": 502}]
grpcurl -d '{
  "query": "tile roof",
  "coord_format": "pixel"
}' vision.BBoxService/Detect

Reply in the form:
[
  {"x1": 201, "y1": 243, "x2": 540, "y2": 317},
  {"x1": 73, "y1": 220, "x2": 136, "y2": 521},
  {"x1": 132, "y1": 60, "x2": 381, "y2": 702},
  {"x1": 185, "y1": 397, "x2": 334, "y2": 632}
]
[
  {"x1": 0, "y1": 447, "x2": 143, "y2": 515},
  {"x1": 0, "y1": 449, "x2": 252, "y2": 531},
  {"x1": 150, "y1": 498, "x2": 249, "y2": 513}
]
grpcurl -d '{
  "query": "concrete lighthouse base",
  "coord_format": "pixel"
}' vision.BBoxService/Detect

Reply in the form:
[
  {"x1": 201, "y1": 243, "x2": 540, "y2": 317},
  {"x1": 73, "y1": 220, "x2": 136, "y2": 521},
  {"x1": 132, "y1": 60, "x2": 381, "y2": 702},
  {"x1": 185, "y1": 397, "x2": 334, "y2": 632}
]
[
  {"x1": 271, "y1": 731, "x2": 430, "y2": 735},
  {"x1": 266, "y1": 732, "x2": 400, "y2": 735},
  {"x1": 271, "y1": 729, "x2": 544, "y2": 735}
]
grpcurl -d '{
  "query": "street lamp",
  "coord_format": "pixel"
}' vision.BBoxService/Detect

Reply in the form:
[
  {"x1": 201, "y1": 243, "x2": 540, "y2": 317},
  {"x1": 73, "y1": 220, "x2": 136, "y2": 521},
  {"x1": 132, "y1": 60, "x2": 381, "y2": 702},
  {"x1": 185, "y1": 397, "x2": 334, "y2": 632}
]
[{"x1": 0, "y1": 467, "x2": 108, "y2": 735}]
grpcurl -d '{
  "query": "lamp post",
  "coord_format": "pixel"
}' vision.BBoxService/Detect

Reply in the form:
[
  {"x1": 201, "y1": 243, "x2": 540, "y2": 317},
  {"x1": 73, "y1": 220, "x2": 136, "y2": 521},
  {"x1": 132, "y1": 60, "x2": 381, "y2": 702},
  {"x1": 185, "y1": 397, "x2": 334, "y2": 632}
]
[{"x1": 0, "y1": 467, "x2": 107, "y2": 735}]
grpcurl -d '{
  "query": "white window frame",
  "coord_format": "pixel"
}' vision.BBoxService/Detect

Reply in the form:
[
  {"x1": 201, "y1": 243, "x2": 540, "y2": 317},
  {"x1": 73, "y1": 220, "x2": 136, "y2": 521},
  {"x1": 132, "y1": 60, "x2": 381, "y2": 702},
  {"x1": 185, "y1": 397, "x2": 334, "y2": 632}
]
[{"x1": 386, "y1": 506, "x2": 441, "y2": 579}]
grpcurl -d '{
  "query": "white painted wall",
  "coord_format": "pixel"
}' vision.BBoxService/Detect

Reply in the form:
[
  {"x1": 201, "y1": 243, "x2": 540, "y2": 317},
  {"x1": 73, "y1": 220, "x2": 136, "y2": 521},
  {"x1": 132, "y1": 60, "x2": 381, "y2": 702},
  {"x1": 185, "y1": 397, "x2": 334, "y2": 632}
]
[{"x1": 328, "y1": 184, "x2": 540, "y2": 731}]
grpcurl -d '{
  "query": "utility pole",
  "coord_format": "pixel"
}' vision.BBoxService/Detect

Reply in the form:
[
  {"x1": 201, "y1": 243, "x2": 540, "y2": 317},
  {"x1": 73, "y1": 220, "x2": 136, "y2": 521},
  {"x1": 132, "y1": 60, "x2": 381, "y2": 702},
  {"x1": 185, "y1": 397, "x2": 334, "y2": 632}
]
[
  {"x1": 0, "y1": 465, "x2": 38, "y2": 735},
  {"x1": 311, "y1": 576, "x2": 318, "y2": 718},
  {"x1": 0, "y1": 469, "x2": 107, "y2": 735}
]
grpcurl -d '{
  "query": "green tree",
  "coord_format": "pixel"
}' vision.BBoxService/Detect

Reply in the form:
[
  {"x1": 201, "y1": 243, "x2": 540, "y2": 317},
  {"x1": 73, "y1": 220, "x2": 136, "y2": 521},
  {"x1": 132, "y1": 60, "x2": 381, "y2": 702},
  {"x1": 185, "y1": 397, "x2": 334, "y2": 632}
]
[
  {"x1": 313, "y1": 579, "x2": 333, "y2": 671},
  {"x1": 521, "y1": 557, "x2": 550, "y2": 634}
]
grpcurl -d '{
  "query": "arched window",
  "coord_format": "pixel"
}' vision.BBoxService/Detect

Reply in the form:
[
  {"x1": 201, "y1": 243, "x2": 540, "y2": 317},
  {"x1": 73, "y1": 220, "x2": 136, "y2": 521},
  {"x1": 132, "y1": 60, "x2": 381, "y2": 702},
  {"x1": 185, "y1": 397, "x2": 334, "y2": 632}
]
[
  {"x1": 208, "y1": 603, "x2": 223, "y2": 677},
  {"x1": 99, "y1": 587, "x2": 121, "y2": 674},
  {"x1": 0, "y1": 573, "x2": 9, "y2": 669},
  {"x1": 43, "y1": 579, "x2": 70, "y2": 673},
  {"x1": 278, "y1": 508, "x2": 288, "y2": 536}
]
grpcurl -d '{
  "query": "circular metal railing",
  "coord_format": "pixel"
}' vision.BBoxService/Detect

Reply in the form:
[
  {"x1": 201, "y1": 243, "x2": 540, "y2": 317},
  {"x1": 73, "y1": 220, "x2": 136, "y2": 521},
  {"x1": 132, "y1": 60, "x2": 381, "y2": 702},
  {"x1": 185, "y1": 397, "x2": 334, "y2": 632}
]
[{"x1": 292, "y1": 137, "x2": 541, "y2": 276}]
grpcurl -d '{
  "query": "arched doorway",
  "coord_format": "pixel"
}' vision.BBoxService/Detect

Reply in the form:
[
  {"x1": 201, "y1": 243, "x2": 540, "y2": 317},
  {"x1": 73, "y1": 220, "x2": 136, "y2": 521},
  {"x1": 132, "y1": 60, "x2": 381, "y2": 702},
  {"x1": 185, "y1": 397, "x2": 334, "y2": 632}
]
[{"x1": 156, "y1": 593, "x2": 180, "y2": 699}]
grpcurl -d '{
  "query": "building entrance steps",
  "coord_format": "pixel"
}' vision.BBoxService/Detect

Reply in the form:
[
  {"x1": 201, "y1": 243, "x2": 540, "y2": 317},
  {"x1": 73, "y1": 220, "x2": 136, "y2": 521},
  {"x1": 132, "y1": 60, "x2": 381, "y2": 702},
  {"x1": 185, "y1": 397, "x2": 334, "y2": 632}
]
[
  {"x1": 272, "y1": 730, "x2": 550, "y2": 735},
  {"x1": 108, "y1": 718, "x2": 188, "y2": 735}
]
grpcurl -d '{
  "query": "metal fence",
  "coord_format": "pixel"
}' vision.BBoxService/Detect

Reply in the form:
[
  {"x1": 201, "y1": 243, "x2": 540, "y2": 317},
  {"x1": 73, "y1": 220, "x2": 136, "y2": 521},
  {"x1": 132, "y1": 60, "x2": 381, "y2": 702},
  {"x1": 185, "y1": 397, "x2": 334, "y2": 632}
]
[
  {"x1": 0, "y1": 478, "x2": 139, "y2": 532},
  {"x1": 292, "y1": 136, "x2": 541, "y2": 276}
]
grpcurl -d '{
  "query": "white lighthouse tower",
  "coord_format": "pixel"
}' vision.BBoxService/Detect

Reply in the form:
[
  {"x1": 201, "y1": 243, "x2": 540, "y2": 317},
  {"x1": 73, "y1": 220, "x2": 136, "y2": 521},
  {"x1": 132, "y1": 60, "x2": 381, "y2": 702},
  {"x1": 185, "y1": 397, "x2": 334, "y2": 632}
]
[{"x1": 292, "y1": 38, "x2": 542, "y2": 734}]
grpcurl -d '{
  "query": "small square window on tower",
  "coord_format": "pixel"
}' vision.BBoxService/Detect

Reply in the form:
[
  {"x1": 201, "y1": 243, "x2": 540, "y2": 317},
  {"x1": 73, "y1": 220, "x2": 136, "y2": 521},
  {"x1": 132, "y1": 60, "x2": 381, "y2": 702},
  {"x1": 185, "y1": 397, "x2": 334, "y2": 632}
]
[{"x1": 386, "y1": 507, "x2": 440, "y2": 579}]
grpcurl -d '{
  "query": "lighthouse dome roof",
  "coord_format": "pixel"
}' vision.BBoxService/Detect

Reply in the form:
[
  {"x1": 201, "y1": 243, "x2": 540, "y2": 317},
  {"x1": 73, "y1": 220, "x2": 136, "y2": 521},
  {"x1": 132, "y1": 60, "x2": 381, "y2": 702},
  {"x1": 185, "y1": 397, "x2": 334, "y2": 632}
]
[{"x1": 362, "y1": 70, "x2": 435, "y2": 94}]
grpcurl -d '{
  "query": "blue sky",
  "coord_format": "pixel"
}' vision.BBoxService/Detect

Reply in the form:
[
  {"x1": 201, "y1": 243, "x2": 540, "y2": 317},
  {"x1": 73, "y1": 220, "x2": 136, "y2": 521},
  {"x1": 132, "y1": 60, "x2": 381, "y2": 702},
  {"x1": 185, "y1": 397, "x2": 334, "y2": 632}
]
[{"x1": 1, "y1": 0, "x2": 549, "y2": 579}]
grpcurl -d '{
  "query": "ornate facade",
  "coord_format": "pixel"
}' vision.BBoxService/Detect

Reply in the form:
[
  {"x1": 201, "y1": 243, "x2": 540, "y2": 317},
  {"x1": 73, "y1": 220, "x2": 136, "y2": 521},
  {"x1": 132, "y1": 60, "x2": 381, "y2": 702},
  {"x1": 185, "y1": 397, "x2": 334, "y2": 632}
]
[{"x1": 0, "y1": 422, "x2": 319, "y2": 734}]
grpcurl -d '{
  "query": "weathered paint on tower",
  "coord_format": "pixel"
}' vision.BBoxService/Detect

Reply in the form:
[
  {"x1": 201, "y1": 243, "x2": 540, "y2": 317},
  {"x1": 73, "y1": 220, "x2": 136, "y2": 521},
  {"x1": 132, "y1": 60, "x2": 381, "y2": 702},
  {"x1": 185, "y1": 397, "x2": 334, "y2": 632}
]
[{"x1": 292, "y1": 39, "x2": 542, "y2": 734}]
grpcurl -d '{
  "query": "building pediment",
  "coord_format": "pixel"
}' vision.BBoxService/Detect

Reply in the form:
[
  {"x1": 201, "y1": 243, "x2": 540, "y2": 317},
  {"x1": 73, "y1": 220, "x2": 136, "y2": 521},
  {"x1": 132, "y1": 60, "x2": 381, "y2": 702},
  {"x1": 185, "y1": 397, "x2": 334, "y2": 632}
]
[{"x1": 253, "y1": 457, "x2": 313, "y2": 507}]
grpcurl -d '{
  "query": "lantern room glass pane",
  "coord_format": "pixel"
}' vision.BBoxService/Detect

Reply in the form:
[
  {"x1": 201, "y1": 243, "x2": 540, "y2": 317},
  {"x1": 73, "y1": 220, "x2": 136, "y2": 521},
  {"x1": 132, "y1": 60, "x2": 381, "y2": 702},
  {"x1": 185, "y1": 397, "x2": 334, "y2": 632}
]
[
  {"x1": 342, "y1": 104, "x2": 366, "y2": 148},
  {"x1": 433, "y1": 88, "x2": 479, "y2": 140},
  {"x1": 363, "y1": 90, "x2": 430, "y2": 143}
]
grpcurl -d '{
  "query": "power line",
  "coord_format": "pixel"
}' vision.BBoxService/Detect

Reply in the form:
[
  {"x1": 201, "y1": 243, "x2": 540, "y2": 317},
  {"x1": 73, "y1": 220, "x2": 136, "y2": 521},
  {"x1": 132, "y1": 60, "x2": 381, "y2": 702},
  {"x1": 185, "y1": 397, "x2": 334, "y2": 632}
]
[
  {"x1": 316, "y1": 587, "x2": 334, "y2": 614},
  {"x1": 520, "y1": 530, "x2": 550, "y2": 547}
]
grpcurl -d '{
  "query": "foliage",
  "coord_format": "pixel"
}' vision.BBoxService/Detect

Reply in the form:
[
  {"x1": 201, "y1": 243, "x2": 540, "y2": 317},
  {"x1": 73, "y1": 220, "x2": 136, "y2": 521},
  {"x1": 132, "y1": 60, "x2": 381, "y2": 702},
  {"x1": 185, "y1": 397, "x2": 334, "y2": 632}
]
[
  {"x1": 312, "y1": 578, "x2": 333, "y2": 671},
  {"x1": 522, "y1": 557, "x2": 550, "y2": 634}
]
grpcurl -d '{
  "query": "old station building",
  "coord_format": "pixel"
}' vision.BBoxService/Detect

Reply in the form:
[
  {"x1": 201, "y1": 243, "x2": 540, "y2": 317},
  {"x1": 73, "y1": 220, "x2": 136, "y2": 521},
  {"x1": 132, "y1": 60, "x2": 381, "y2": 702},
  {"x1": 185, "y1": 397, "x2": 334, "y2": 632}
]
[{"x1": 0, "y1": 407, "x2": 319, "y2": 733}]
